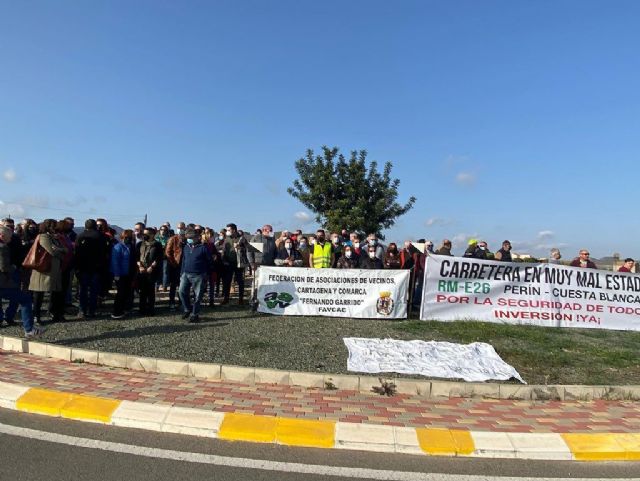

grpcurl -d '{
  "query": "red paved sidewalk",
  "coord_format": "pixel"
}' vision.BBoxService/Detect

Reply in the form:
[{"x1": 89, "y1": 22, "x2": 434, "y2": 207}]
[{"x1": 1, "y1": 349, "x2": 638, "y2": 433}]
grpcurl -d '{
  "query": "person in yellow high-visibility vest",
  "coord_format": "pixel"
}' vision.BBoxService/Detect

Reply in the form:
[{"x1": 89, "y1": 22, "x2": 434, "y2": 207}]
[{"x1": 308, "y1": 229, "x2": 334, "y2": 268}]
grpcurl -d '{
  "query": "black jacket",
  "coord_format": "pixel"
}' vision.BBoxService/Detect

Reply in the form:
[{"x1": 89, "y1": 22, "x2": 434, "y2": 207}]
[{"x1": 75, "y1": 229, "x2": 109, "y2": 273}]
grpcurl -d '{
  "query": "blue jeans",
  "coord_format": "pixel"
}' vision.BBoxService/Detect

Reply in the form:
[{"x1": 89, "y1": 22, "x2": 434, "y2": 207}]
[
  {"x1": 179, "y1": 272, "x2": 207, "y2": 316},
  {"x1": 0, "y1": 288, "x2": 34, "y2": 333},
  {"x1": 78, "y1": 271, "x2": 100, "y2": 315}
]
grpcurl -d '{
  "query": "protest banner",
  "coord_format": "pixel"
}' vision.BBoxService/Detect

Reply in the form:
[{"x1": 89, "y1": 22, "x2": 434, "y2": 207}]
[
  {"x1": 256, "y1": 266, "x2": 409, "y2": 319},
  {"x1": 420, "y1": 255, "x2": 640, "y2": 332}
]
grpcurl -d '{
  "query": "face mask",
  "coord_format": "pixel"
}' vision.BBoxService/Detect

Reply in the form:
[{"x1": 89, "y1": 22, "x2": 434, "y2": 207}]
[
  {"x1": 310, "y1": 239, "x2": 316, "y2": 245},
  {"x1": 299, "y1": 242, "x2": 307, "y2": 249},
  {"x1": 480, "y1": 246, "x2": 486, "y2": 251},
  {"x1": 345, "y1": 251, "x2": 352, "y2": 258},
  {"x1": 369, "y1": 239, "x2": 377, "y2": 246},
  {"x1": 285, "y1": 243, "x2": 292, "y2": 249},
  {"x1": 187, "y1": 238, "x2": 194, "y2": 245},
  {"x1": 332, "y1": 238, "x2": 339, "y2": 245},
  {"x1": 176, "y1": 229, "x2": 184, "y2": 235},
  {"x1": 369, "y1": 251, "x2": 376, "y2": 259},
  {"x1": 218, "y1": 235, "x2": 224, "y2": 240},
  {"x1": 353, "y1": 242, "x2": 360, "y2": 249},
  {"x1": 226, "y1": 230, "x2": 232, "y2": 236},
  {"x1": 317, "y1": 236, "x2": 325, "y2": 243}
]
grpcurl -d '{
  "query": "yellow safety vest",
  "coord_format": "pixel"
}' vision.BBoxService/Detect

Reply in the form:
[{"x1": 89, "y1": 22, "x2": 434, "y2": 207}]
[{"x1": 312, "y1": 242, "x2": 332, "y2": 268}]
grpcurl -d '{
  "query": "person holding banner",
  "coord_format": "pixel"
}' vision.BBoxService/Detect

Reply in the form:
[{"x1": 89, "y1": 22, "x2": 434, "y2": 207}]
[
  {"x1": 275, "y1": 237, "x2": 303, "y2": 267},
  {"x1": 309, "y1": 229, "x2": 334, "y2": 268},
  {"x1": 618, "y1": 258, "x2": 635, "y2": 272},
  {"x1": 360, "y1": 245, "x2": 384, "y2": 269},
  {"x1": 336, "y1": 245, "x2": 358, "y2": 269},
  {"x1": 570, "y1": 249, "x2": 597, "y2": 269},
  {"x1": 494, "y1": 240, "x2": 513, "y2": 262}
]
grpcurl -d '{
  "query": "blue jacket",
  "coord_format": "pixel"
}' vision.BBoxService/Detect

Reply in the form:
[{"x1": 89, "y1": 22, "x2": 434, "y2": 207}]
[
  {"x1": 110, "y1": 242, "x2": 131, "y2": 277},
  {"x1": 181, "y1": 243, "x2": 213, "y2": 275}
]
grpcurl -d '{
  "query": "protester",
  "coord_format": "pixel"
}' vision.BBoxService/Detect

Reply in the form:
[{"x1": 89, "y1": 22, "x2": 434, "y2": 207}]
[
  {"x1": 110, "y1": 230, "x2": 135, "y2": 319},
  {"x1": 275, "y1": 237, "x2": 303, "y2": 267},
  {"x1": 165, "y1": 222, "x2": 187, "y2": 310},
  {"x1": 570, "y1": 249, "x2": 597, "y2": 269},
  {"x1": 179, "y1": 228, "x2": 214, "y2": 322},
  {"x1": 366, "y1": 233, "x2": 385, "y2": 260},
  {"x1": 75, "y1": 219, "x2": 108, "y2": 318},
  {"x1": 297, "y1": 236, "x2": 311, "y2": 267},
  {"x1": 156, "y1": 224, "x2": 171, "y2": 292},
  {"x1": 435, "y1": 239, "x2": 453, "y2": 256},
  {"x1": 309, "y1": 229, "x2": 334, "y2": 268},
  {"x1": 29, "y1": 219, "x2": 68, "y2": 324},
  {"x1": 336, "y1": 245, "x2": 358, "y2": 269},
  {"x1": 399, "y1": 241, "x2": 418, "y2": 269},
  {"x1": 136, "y1": 227, "x2": 163, "y2": 316},
  {"x1": 424, "y1": 241, "x2": 434, "y2": 254},
  {"x1": 54, "y1": 220, "x2": 74, "y2": 319},
  {"x1": 249, "y1": 224, "x2": 277, "y2": 270},
  {"x1": 549, "y1": 248, "x2": 562, "y2": 264},
  {"x1": 0, "y1": 225, "x2": 41, "y2": 336},
  {"x1": 221, "y1": 223, "x2": 248, "y2": 305},
  {"x1": 618, "y1": 258, "x2": 635, "y2": 273},
  {"x1": 359, "y1": 244, "x2": 384, "y2": 269},
  {"x1": 383, "y1": 243, "x2": 401, "y2": 269},
  {"x1": 494, "y1": 240, "x2": 513, "y2": 262},
  {"x1": 330, "y1": 232, "x2": 342, "y2": 267}
]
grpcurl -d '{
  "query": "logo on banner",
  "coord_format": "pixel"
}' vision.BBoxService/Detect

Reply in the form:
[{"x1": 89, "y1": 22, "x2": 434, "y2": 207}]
[
  {"x1": 376, "y1": 291, "x2": 395, "y2": 316},
  {"x1": 264, "y1": 292, "x2": 294, "y2": 309}
]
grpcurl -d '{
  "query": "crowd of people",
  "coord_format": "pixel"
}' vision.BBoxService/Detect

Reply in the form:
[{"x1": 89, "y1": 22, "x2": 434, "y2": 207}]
[{"x1": 0, "y1": 216, "x2": 632, "y2": 337}]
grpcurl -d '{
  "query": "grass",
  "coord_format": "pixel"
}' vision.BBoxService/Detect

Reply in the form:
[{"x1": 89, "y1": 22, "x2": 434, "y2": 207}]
[
  {"x1": 393, "y1": 320, "x2": 640, "y2": 385},
  {"x1": 9, "y1": 290, "x2": 640, "y2": 386}
]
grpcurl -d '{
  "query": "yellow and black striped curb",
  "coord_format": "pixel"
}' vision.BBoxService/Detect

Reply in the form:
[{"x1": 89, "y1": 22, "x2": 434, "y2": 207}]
[
  {"x1": 0, "y1": 381, "x2": 639, "y2": 461},
  {"x1": 2, "y1": 335, "x2": 639, "y2": 401}
]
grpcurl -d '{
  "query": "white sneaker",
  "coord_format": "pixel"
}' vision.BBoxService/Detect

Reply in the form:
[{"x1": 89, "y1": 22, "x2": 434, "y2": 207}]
[{"x1": 25, "y1": 326, "x2": 45, "y2": 338}]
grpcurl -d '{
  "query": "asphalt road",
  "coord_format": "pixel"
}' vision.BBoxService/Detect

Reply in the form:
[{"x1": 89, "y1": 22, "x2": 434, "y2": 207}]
[{"x1": 0, "y1": 408, "x2": 638, "y2": 481}]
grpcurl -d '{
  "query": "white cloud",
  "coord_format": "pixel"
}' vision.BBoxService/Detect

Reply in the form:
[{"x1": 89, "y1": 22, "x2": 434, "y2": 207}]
[
  {"x1": 451, "y1": 232, "x2": 480, "y2": 251},
  {"x1": 426, "y1": 217, "x2": 451, "y2": 227},
  {"x1": 3, "y1": 169, "x2": 17, "y2": 183},
  {"x1": 537, "y1": 230, "x2": 555, "y2": 240},
  {"x1": 0, "y1": 200, "x2": 26, "y2": 217},
  {"x1": 293, "y1": 211, "x2": 313, "y2": 224},
  {"x1": 455, "y1": 172, "x2": 476, "y2": 186}
]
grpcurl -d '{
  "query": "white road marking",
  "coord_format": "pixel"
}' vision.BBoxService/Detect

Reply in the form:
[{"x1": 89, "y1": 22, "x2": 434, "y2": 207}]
[{"x1": 0, "y1": 422, "x2": 630, "y2": 481}]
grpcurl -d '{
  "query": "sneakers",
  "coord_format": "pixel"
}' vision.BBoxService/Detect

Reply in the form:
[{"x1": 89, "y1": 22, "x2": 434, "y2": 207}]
[
  {"x1": 25, "y1": 326, "x2": 45, "y2": 338},
  {"x1": 111, "y1": 313, "x2": 125, "y2": 319},
  {"x1": 188, "y1": 314, "x2": 199, "y2": 323},
  {"x1": 181, "y1": 311, "x2": 190, "y2": 320},
  {"x1": 77, "y1": 311, "x2": 86, "y2": 320}
]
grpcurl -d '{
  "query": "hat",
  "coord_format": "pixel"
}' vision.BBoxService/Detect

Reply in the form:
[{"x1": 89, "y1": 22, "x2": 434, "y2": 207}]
[
  {"x1": 185, "y1": 228, "x2": 197, "y2": 239},
  {"x1": 468, "y1": 238, "x2": 478, "y2": 246}
]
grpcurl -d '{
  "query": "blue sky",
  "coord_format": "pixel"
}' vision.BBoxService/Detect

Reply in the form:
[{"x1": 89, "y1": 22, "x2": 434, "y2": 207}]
[{"x1": 1, "y1": 0, "x2": 639, "y2": 259}]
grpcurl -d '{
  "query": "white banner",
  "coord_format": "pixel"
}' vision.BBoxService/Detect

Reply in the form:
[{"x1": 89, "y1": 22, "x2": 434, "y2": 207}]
[
  {"x1": 256, "y1": 267, "x2": 409, "y2": 319},
  {"x1": 420, "y1": 255, "x2": 640, "y2": 331},
  {"x1": 344, "y1": 338, "x2": 525, "y2": 383}
]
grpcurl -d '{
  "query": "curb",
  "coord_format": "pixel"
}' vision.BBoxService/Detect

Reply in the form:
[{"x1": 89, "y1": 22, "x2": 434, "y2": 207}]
[
  {"x1": 0, "y1": 380, "x2": 639, "y2": 461},
  {"x1": 2, "y1": 335, "x2": 639, "y2": 401}
]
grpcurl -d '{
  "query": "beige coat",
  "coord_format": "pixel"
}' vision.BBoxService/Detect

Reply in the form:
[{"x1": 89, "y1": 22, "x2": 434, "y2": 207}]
[{"x1": 28, "y1": 233, "x2": 67, "y2": 292}]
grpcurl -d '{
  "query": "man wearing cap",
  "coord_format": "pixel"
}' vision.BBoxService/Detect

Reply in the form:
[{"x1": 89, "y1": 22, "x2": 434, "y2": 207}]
[
  {"x1": 179, "y1": 228, "x2": 214, "y2": 322},
  {"x1": 494, "y1": 240, "x2": 513, "y2": 262}
]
